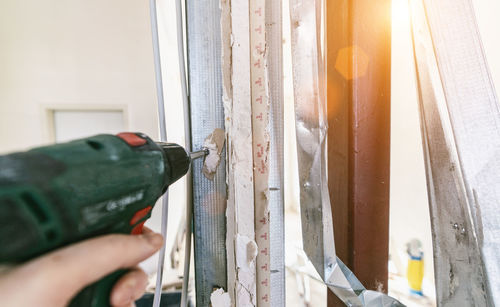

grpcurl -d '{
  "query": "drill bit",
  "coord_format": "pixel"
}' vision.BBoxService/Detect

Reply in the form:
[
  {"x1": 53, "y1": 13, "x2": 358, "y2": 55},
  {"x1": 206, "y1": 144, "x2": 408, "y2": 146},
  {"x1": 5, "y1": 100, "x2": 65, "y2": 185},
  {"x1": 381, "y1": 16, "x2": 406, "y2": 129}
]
[{"x1": 189, "y1": 148, "x2": 209, "y2": 161}]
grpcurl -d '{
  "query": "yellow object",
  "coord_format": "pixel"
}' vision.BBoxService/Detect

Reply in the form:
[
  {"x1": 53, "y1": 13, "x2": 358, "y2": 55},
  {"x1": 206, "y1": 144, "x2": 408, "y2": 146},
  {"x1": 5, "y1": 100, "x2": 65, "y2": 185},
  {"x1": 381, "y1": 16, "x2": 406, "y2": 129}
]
[{"x1": 407, "y1": 256, "x2": 424, "y2": 295}]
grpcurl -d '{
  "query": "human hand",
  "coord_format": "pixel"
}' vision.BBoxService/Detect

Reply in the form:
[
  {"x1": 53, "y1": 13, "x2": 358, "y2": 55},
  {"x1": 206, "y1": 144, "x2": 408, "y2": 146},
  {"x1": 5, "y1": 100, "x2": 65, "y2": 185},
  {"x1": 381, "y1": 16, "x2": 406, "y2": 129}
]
[{"x1": 0, "y1": 227, "x2": 163, "y2": 307}]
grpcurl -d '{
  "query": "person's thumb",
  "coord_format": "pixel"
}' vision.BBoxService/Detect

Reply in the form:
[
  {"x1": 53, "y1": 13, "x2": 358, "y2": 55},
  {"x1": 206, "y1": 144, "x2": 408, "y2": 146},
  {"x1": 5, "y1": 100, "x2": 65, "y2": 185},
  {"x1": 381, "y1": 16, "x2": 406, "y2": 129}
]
[{"x1": 1, "y1": 230, "x2": 163, "y2": 306}]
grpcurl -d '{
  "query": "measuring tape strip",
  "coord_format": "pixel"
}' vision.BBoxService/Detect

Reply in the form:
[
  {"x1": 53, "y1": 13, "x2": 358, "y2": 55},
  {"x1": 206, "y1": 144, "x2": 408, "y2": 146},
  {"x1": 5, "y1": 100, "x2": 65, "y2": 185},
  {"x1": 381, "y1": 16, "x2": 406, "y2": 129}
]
[{"x1": 250, "y1": 1, "x2": 271, "y2": 306}]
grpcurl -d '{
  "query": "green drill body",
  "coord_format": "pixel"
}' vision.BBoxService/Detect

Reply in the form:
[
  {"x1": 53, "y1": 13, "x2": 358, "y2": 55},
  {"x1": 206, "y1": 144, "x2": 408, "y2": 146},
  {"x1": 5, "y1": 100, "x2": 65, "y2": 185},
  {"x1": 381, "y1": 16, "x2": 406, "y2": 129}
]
[{"x1": 0, "y1": 133, "x2": 192, "y2": 307}]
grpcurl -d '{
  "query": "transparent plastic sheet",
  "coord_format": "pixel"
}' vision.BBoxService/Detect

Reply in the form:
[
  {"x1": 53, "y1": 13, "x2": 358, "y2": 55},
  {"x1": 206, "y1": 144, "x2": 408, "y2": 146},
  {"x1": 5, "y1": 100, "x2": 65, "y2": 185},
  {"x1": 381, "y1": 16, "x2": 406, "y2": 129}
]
[
  {"x1": 148, "y1": 0, "x2": 169, "y2": 306},
  {"x1": 174, "y1": 0, "x2": 193, "y2": 306},
  {"x1": 289, "y1": 0, "x2": 404, "y2": 306}
]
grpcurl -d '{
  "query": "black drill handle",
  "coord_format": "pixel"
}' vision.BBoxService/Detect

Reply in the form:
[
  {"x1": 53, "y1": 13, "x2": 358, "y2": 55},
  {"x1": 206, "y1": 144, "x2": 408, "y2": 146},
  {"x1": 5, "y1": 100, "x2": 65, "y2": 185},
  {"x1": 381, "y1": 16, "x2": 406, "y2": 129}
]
[{"x1": 68, "y1": 269, "x2": 127, "y2": 307}]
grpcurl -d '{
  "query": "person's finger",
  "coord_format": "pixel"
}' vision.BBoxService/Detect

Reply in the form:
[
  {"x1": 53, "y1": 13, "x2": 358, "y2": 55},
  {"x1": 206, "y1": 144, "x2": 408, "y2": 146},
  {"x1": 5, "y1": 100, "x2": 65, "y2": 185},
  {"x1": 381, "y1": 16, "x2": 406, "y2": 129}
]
[
  {"x1": 142, "y1": 226, "x2": 154, "y2": 234},
  {"x1": 110, "y1": 267, "x2": 148, "y2": 306},
  {"x1": 5, "y1": 230, "x2": 162, "y2": 305}
]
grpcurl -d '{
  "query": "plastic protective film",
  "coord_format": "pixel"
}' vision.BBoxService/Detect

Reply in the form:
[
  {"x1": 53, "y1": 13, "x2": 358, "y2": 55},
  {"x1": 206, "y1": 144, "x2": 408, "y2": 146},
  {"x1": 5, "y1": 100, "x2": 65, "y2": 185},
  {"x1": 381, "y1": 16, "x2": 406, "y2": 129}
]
[{"x1": 289, "y1": 0, "x2": 404, "y2": 306}]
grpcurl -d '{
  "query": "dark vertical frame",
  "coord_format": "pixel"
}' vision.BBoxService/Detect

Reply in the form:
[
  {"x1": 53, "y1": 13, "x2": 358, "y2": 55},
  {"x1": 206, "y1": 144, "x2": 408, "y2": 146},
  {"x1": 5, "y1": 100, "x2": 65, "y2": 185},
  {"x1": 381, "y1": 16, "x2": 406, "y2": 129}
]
[{"x1": 326, "y1": 0, "x2": 392, "y2": 305}]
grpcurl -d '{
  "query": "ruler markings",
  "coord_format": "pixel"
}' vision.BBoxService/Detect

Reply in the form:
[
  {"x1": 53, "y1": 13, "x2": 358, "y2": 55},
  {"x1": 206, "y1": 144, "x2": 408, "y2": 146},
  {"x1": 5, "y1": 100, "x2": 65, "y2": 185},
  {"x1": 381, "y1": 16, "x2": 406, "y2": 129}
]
[{"x1": 251, "y1": 0, "x2": 271, "y2": 306}]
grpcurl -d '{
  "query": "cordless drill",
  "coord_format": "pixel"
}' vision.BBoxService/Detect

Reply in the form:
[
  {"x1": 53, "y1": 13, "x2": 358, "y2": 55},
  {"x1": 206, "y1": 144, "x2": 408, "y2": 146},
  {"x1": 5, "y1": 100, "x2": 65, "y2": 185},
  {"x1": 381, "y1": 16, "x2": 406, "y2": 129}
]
[{"x1": 0, "y1": 132, "x2": 206, "y2": 307}]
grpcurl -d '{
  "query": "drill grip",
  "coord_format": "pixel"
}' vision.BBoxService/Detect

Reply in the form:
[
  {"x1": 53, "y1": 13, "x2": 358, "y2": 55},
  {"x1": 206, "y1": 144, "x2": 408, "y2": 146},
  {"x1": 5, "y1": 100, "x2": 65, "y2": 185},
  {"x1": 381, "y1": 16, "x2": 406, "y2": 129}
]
[{"x1": 69, "y1": 270, "x2": 127, "y2": 307}]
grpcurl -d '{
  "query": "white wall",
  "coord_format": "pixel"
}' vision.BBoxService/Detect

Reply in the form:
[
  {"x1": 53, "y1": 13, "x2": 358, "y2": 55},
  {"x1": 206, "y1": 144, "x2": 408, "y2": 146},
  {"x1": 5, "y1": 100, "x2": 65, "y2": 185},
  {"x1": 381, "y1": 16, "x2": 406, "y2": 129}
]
[{"x1": 0, "y1": 0, "x2": 159, "y2": 152}]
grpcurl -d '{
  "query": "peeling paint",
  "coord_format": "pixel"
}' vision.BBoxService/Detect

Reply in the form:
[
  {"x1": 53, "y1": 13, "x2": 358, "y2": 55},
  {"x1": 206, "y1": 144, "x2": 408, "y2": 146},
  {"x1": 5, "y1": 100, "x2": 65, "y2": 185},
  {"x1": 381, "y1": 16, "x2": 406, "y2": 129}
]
[
  {"x1": 221, "y1": 0, "x2": 257, "y2": 305},
  {"x1": 202, "y1": 128, "x2": 226, "y2": 180},
  {"x1": 211, "y1": 288, "x2": 232, "y2": 307}
]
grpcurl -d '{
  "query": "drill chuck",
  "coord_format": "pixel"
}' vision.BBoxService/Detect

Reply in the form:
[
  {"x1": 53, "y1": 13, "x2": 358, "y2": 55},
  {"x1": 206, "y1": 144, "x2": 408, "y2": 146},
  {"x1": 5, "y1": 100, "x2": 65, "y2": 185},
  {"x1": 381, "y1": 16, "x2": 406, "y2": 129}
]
[{"x1": 156, "y1": 142, "x2": 191, "y2": 186}]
